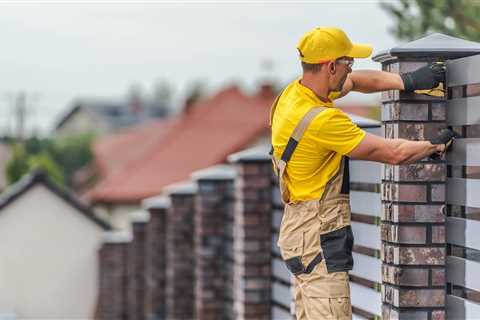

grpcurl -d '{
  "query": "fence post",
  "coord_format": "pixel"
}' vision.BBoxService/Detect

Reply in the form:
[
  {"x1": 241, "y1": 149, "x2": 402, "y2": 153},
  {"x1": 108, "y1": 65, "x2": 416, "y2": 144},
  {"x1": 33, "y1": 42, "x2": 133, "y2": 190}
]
[
  {"x1": 228, "y1": 147, "x2": 273, "y2": 319},
  {"x1": 164, "y1": 182, "x2": 197, "y2": 320},
  {"x1": 191, "y1": 165, "x2": 236, "y2": 319},
  {"x1": 373, "y1": 33, "x2": 480, "y2": 320},
  {"x1": 96, "y1": 231, "x2": 132, "y2": 320}
]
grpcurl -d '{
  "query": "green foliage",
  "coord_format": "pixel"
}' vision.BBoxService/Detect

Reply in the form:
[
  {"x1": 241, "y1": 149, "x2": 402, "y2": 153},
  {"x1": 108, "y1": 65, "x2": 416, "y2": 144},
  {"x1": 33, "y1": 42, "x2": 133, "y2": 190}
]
[
  {"x1": 380, "y1": 0, "x2": 480, "y2": 41},
  {"x1": 50, "y1": 133, "x2": 95, "y2": 185},
  {"x1": 28, "y1": 152, "x2": 65, "y2": 187},
  {"x1": 6, "y1": 144, "x2": 29, "y2": 185},
  {"x1": 4, "y1": 133, "x2": 95, "y2": 187}
]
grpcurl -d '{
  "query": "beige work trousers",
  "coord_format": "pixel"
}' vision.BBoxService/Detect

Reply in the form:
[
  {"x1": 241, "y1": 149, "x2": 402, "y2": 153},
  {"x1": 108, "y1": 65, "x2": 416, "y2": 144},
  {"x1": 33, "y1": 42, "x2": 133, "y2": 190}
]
[{"x1": 277, "y1": 200, "x2": 353, "y2": 320}]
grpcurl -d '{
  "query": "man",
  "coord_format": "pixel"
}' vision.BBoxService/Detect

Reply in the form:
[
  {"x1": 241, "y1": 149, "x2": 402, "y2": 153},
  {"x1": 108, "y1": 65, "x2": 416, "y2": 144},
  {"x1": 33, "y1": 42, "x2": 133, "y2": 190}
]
[{"x1": 270, "y1": 27, "x2": 455, "y2": 320}]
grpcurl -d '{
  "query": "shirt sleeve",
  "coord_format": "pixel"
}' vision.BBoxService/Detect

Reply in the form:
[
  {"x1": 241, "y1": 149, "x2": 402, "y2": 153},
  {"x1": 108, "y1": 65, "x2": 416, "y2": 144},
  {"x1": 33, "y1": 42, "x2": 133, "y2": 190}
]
[{"x1": 312, "y1": 108, "x2": 366, "y2": 155}]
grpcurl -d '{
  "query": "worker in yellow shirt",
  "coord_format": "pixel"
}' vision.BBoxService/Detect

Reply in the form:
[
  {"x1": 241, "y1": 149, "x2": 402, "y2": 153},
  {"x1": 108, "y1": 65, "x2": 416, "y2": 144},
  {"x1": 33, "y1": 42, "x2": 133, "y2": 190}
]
[{"x1": 270, "y1": 27, "x2": 456, "y2": 320}]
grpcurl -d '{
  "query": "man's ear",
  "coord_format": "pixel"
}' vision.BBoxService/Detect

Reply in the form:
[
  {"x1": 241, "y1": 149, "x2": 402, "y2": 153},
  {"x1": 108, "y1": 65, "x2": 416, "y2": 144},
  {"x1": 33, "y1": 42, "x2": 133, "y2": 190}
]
[{"x1": 329, "y1": 61, "x2": 336, "y2": 74}]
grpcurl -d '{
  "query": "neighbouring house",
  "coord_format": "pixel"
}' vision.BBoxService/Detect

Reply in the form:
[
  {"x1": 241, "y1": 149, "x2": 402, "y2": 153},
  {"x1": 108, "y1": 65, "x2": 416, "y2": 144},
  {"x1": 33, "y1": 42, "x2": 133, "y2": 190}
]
[
  {"x1": 54, "y1": 96, "x2": 169, "y2": 137},
  {"x1": 84, "y1": 84, "x2": 276, "y2": 229},
  {"x1": 0, "y1": 171, "x2": 111, "y2": 319}
]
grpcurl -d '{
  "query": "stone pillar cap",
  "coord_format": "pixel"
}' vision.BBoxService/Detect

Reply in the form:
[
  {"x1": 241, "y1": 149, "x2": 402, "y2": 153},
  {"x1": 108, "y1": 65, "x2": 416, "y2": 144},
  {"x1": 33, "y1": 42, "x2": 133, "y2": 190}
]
[
  {"x1": 129, "y1": 209, "x2": 150, "y2": 223},
  {"x1": 373, "y1": 33, "x2": 480, "y2": 62},
  {"x1": 163, "y1": 180, "x2": 198, "y2": 195},
  {"x1": 228, "y1": 145, "x2": 271, "y2": 163},
  {"x1": 142, "y1": 195, "x2": 170, "y2": 210},
  {"x1": 191, "y1": 164, "x2": 236, "y2": 181},
  {"x1": 103, "y1": 230, "x2": 133, "y2": 243}
]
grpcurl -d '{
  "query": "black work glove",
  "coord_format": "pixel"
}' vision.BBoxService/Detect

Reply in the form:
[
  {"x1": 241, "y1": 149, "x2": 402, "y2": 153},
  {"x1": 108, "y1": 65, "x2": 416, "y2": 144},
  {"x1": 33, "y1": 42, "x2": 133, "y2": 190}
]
[
  {"x1": 428, "y1": 128, "x2": 457, "y2": 160},
  {"x1": 400, "y1": 62, "x2": 446, "y2": 92}
]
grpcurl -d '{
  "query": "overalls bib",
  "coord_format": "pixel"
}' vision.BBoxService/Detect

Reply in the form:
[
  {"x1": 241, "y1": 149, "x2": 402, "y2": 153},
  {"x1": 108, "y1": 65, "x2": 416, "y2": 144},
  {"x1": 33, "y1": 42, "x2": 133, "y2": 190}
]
[{"x1": 270, "y1": 97, "x2": 354, "y2": 319}]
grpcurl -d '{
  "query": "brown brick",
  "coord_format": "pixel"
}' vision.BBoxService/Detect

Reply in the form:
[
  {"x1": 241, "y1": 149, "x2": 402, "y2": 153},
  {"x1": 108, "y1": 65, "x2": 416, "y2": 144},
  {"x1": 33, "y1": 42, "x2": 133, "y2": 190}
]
[
  {"x1": 382, "y1": 303, "x2": 429, "y2": 320},
  {"x1": 432, "y1": 310, "x2": 445, "y2": 320},
  {"x1": 431, "y1": 102, "x2": 446, "y2": 121},
  {"x1": 382, "y1": 244, "x2": 444, "y2": 265},
  {"x1": 389, "y1": 122, "x2": 446, "y2": 140},
  {"x1": 431, "y1": 226, "x2": 445, "y2": 243},
  {"x1": 395, "y1": 164, "x2": 446, "y2": 182},
  {"x1": 382, "y1": 204, "x2": 445, "y2": 223},
  {"x1": 382, "y1": 224, "x2": 427, "y2": 244},
  {"x1": 382, "y1": 183, "x2": 427, "y2": 203},
  {"x1": 383, "y1": 102, "x2": 429, "y2": 121},
  {"x1": 398, "y1": 288, "x2": 445, "y2": 307},
  {"x1": 382, "y1": 265, "x2": 429, "y2": 286},
  {"x1": 431, "y1": 268, "x2": 445, "y2": 286},
  {"x1": 383, "y1": 284, "x2": 444, "y2": 307},
  {"x1": 431, "y1": 184, "x2": 445, "y2": 202}
]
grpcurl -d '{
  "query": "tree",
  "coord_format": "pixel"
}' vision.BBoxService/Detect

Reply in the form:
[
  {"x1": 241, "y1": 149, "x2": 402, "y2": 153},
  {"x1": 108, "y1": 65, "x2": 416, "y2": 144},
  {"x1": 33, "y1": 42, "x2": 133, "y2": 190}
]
[
  {"x1": 380, "y1": 0, "x2": 480, "y2": 41},
  {"x1": 6, "y1": 144, "x2": 29, "y2": 185}
]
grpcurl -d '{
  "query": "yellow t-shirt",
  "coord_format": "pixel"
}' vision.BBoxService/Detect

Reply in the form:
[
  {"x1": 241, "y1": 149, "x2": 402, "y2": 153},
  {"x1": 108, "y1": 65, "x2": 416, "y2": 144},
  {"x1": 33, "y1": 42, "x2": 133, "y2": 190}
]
[{"x1": 271, "y1": 79, "x2": 366, "y2": 202}]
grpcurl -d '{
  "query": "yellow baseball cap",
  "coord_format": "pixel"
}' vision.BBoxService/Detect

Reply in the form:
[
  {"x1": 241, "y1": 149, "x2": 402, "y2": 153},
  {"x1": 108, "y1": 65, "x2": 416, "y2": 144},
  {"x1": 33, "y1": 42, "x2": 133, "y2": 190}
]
[{"x1": 297, "y1": 27, "x2": 373, "y2": 64}]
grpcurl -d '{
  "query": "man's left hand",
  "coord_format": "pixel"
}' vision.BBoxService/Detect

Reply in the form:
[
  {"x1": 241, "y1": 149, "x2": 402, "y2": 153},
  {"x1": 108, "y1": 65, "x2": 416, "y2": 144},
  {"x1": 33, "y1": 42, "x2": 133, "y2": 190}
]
[{"x1": 401, "y1": 62, "x2": 446, "y2": 92}]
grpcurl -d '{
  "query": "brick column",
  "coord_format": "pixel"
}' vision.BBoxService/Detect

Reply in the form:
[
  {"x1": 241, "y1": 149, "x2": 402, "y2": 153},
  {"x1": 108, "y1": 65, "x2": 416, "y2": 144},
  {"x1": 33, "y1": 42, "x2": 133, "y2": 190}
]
[
  {"x1": 142, "y1": 196, "x2": 170, "y2": 320},
  {"x1": 228, "y1": 148, "x2": 272, "y2": 319},
  {"x1": 165, "y1": 182, "x2": 197, "y2": 320},
  {"x1": 378, "y1": 59, "x2": 447, "y2": 319},
  {"x1": 127, "y1": 210, "x2": 150, "y2": 320},
  {"x1": 192, "y1": 165, "x2": 236, "y2": 320},
  {"x1": 96, "y1": 231, "x2": 132, "y2": 320}
]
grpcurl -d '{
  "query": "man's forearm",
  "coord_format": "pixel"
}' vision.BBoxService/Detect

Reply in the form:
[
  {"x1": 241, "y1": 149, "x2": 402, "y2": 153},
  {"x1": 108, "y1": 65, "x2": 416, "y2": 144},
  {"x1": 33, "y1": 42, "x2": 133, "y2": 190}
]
[
  {"x1": 350, "y1": 70, "x2": 404, "y2": 93},
  {"x1": 390, "y1": 139, "x2": 438, "y2": 164}
]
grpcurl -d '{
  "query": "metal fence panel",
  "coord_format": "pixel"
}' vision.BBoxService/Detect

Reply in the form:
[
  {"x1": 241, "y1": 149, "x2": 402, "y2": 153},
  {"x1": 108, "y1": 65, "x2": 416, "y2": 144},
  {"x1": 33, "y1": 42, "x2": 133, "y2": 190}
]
[
  {"x1": 447, "y1": 178, "x2": 480, "y2": 208},
  {"x1": 351, "y1": 252, "x2": 382, "y2": 283},
  {"x1": 446, "y1": 54, "x2": 480, "y2": 87},
  {"x1": 350, "y1": 191, "x2": 381, "y2": 216},
  {"x1": 447, "y1": 295, "x2": 480, "y2": 320},
  {"x1": 351, "y1": 221, "x2": 381, "y2": 250},
  {"x1": 446, "y1": 216, "x2": 480, "y2": 249},
  {"x1": 272, "y1": 281, "x2": 292, "y2": 307},
  {"x1": 350, "y1": 282, "x2": 382, "y2": 316},
  {"x1": 446, "y1": 138, "x2": 480, "y2": 166},
  {"x1": 350, "y1": 160, "x2": 382, "y2": 184},
  {"x1": 447, "y1": 256, "x2": 480, "y2": 292}
]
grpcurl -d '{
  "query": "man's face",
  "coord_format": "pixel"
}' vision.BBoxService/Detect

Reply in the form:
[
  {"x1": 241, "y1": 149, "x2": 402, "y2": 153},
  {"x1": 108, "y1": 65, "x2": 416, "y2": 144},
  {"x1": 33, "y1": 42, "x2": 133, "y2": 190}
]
[{"x1": 329, "y1": 57, "x2": 353, "y2": 91}]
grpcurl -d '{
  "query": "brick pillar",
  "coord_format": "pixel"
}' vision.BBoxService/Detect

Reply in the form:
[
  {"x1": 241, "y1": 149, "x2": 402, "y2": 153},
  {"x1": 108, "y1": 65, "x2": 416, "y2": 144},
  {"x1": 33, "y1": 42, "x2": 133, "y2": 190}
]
[
  {"x1": 377, "y1": 59, "x2": 447, "y2": 319},
  {"x1": 229, "y1": 148, "x2": 272, "y2": 319},
  {"x1": 192, "y1": 165, "x2": 236, "y2": 320},
  {"x1": 127, "y1": 210, "x2": 150, "y2": 320},
  {"x1": 142, "y1": 196, "x2": 170, "y2": 320},
  {"x1": 165, "y1": 182, "x2": 197, "y2": 320},
  {"x1": 96, "y1": 231, "x2": 132, "y2": 320}
]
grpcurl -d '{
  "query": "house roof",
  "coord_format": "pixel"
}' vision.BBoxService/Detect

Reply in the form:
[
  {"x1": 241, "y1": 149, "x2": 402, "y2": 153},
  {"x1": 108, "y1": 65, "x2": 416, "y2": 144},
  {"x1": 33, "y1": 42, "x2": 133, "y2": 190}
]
[
  {"x1": 86, "y1": 84, "x2": 275, "y2": 204},
  {"x1": 0, "y1": 170, "x2": 111, "y2": 230},
  {"x1": 55, "y1": 98, "x2": 168, "y2": 132}
]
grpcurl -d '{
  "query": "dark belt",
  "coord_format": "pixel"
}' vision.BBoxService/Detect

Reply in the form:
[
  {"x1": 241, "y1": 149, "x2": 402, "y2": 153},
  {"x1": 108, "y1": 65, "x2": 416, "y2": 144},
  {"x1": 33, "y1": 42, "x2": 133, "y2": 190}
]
[{"x1": 284, "y1": 252, "x2": 323, "y2": 276}]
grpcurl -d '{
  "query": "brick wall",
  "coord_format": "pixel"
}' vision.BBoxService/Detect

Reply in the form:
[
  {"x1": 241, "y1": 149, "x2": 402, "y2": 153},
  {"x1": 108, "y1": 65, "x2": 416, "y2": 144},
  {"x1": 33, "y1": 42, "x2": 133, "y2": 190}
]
[
  {"x1": 164, "y1": 182, "x2": 197, "y2": 320},
  {"x1": 96, "y1": 231, "x2": 132, "y2": 320},
  {"x1": 127, "y1": 210, "x2": 150, "y2": 320},
  {"x1": 229, "y1": 149, "x2": 273, "y2": 319},
  {"x1": 380, "y1": 59, "x2": 447, "y2": 319},
  {"x1": 142, "y1": 196, "x2": 169, "y2": 320},
  {"x1": 192, "y1": 165, "x2": 236, "y2": 320}
]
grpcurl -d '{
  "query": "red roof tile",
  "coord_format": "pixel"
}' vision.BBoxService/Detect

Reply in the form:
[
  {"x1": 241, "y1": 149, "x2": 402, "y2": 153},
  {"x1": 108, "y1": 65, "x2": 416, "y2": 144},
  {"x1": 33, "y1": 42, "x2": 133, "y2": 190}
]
[{"x1": 86, "y1": 85, "x2": 274, "y2": 204}]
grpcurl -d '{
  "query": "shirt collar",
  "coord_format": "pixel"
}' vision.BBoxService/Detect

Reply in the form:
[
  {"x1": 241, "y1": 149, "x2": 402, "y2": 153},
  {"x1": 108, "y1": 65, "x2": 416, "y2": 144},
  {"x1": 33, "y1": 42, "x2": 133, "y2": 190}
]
[{"x1": 294, "y1": 79, "x2": 334, "y2": 107}]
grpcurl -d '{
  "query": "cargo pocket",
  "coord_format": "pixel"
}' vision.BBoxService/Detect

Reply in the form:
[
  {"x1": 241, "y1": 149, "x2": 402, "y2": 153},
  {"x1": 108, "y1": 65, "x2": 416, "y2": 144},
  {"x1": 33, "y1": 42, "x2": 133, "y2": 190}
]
[
  {"x1": 320, "y1": 225, "x2": 354, "y2": 273},
  {"x1": 277, "y1": 232, "x2": 304, "y2": 275},
  {"x1": 331, "y1": 297, "x2": 352, "y2": 319}
]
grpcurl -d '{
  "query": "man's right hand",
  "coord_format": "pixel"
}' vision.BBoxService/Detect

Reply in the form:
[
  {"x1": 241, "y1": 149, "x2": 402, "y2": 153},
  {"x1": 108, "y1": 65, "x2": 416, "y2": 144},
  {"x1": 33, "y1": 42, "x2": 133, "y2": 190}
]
[
  {"x1": 428, "y1": 128, "x2": 457, "y2": 160},
  {"x1": 400, "y1": 62, "x2": 446, "y2": 92}
]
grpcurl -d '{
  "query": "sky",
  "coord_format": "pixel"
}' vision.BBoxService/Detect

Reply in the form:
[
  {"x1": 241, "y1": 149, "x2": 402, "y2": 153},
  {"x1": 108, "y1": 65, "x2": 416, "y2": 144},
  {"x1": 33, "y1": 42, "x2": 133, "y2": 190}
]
[{"x1": 0, "y1": 1, "x2": 400, "y2": 135}]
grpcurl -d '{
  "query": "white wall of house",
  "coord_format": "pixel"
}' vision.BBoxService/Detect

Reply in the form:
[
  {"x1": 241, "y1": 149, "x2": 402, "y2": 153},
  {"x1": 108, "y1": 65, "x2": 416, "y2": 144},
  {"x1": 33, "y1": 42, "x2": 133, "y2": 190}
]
[
  {"x1": 94, "y1": 203, "x2": 139, "y2": 232},
  {"x1": 0, "y1": 184, "x2": 105, "y2": 319},
  {"x1": 57, "y1": 109, "x2": 109, "y2": 137}
]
